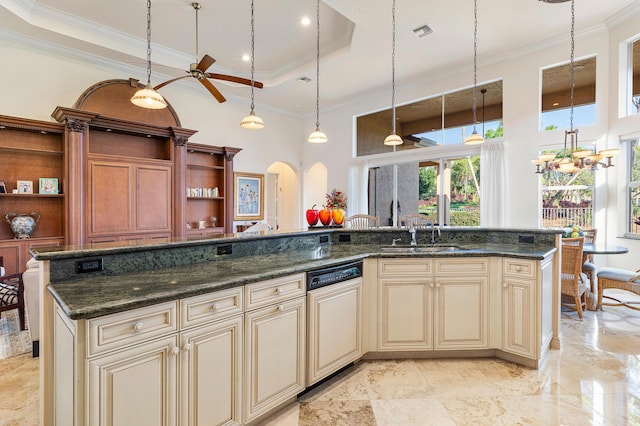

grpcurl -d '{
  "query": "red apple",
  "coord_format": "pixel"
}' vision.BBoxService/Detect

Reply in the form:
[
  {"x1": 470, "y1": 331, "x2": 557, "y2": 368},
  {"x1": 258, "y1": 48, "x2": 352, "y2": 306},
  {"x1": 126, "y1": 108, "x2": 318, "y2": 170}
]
[
  {"x1": 306, "y1": 204, "x2": 319, "y2": 226},
  {"x1": 319, "y1": 207, "x2": 332, "y2": 226}
]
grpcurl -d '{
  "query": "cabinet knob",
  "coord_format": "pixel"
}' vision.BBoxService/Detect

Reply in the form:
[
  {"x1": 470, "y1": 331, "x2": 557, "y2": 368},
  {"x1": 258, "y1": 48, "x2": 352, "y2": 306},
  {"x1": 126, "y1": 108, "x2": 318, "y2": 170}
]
[
  {"x1": 275, "y1": 287, "x2": 282, "y2": 294},
  {"x1": 435, "y1": 283, "x2": 440, "y2": 288},
  {"x1": 503, "y1": 283, "x2": 508, "y2": 288},
  {"x1": 133, "y1": 322, "x2": 144, "y2": 332},
  {"x1": 277, "y1": 305, "x2": 284, "y2": 312},
  {"x1": 212, "y1": 303, "x2": 220, "y2": 311},
  {"x1": 171, "y1": 347, "x2": 180, "y2": 356},
  {"x1": 515, "y1": 265, "x2": 522, "y2": 272},
  {"x1": 183, "y1": 343, "x2": 192, "y2": 352}
]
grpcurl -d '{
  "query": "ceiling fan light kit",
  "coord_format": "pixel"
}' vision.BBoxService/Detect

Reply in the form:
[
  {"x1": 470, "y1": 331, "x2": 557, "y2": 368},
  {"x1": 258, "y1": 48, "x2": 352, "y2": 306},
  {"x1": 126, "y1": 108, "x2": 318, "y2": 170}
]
[
  {"x1": 241, "y1": 0, "x2": 264, "y2": 129},
  {"x1": 308, "y1": 0, "x2": 326, "y2": 142},
  {"x1": 131, "y1": 0, "x2": 167, "y2": 110},
  {"x1": 464, "y1": 0, "x2": 484, "y2": 145},
  {"x1": 383, "y1": 0, "x2": 402, "y2": 147}
]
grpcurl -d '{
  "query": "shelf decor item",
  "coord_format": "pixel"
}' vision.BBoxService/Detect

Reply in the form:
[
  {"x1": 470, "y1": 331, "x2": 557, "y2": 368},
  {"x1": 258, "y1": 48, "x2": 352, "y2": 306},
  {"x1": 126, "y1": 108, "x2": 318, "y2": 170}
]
[
  {"x1": 5, "y1": 211, "x2": 40, "y2": 239},
  {"x1": 234, "y1": 172, "x2": 264, "y2": 221},
  {"x1": 16, "y1": 181, "x2": 33, "y2": 194},
  {"x1": 0, "y1": 181, "x2": 6, "y2": 193},
  {"x1": 39, "y1": 178, "x2": 58, "y2": 194}
]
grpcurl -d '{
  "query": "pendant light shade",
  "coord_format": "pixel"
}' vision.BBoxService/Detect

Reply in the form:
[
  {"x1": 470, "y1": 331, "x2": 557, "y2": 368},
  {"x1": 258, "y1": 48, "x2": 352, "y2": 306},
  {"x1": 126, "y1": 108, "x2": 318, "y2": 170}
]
[
  {"x1": 308, "y1": 0, "x2": 327, "y2": 143},
  {"x1": 241, "y1": 0, "x2": 264, "y2": 129},
  {"x1": 131, "y1": 0, "x2": 167, "y2": 110},
  {"x1": 464, "y1": 0, "x2": 484, "y2": 145},
  {"x1": 384, "y1": 0, "x2": 403, "y2": 147}
]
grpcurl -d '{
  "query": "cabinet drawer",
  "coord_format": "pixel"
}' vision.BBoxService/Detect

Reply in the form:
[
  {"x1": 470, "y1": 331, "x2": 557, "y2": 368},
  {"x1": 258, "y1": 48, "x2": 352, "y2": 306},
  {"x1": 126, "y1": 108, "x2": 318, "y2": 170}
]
[
  {"x1": 180, "y1": 286, "x2": 243, "y2": 328},
  {"x1": 87, "y1": 301, "x2": 177, "y2": 356},
  {"x1": 245, "y1": 273, "x2": 305, "y2": 311},
  {"x1": 503, "y1": 259, "x2": 536, "y2": 279},
  {"x1": 434, "y1": 258, "x2": 488, "y2": 275},
  {"x1": 379, "y1": 259, "x2": 432, "y2": 276}
]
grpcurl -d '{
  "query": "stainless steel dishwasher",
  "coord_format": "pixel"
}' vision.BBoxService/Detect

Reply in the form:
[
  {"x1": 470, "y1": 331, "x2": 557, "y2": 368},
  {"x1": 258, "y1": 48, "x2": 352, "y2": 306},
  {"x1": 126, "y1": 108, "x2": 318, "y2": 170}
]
[{"x1": 305, "y1": 260, "x2": 364, "y2": 386}]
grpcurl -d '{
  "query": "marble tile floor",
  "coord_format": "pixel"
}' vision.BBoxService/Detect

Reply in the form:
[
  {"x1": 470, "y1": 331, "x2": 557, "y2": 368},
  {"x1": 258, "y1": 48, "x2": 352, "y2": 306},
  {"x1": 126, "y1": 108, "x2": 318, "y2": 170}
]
[{"x1": 1, "y1": 290, "x2": 639, "y2": 426}]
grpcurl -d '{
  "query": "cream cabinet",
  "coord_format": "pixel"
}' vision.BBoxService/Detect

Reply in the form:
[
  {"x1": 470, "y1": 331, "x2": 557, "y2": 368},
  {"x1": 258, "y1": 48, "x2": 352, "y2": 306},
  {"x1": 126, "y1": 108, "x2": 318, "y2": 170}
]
[
  {"x1": 244, "y1": 274, "x2": 306, "y2": 423},
  {"x1": 378, "y1": 258, "x2": 488, "y2": 352},
  {"x1": 307, "y1": 278, "x2": 363, "y2": 385}
]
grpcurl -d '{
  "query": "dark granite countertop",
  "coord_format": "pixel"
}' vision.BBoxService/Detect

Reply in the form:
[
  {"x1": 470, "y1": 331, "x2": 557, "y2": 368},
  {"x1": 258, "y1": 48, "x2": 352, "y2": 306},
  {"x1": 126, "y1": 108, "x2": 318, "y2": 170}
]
[{"x1": 48, "y1": 241, "x2": 556, "y2": 320}]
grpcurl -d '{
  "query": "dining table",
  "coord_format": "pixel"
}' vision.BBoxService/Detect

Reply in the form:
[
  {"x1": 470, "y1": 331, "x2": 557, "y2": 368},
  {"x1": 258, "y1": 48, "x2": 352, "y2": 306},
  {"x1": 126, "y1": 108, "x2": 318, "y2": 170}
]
[{"x1": 582, "y1": 242, "x2": 629, "y2": 310}]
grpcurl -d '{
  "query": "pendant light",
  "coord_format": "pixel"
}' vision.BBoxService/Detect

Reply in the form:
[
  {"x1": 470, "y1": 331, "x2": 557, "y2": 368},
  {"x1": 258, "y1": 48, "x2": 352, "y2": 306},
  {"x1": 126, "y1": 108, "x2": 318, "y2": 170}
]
[
  {"x1": 464, "y1": 0, "x2": 484, "y2": 145},
  {"x1": 308, "y1": 0, "x2": 328, "y2": 143},
  {"x1": 531, "y1": 0, "x2": 618, "y2": 173},
  {"x1": 131, "y1": 0, "x2": 167, "y2": 110},
  {"x1": 383, "y1": 0, "x2": 403, "y2": 146},
  {"x1": 240, "y1": 0, "x2": 265, "y2": 129}
]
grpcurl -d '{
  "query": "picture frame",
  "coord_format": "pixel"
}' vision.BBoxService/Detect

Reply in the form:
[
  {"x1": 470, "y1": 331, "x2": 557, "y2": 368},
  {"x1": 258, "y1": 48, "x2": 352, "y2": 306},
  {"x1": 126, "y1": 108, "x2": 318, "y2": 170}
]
[
  {"x1": 234, "y1": 172, "x2": 264, "y2": 221},
  {"x1": 0, "y1": 181, "x2": 6, "y2": 194},
  {"x1": 39, "y1": 178, "x2": 59, "y2": 194},
  {"x1": 17, "y1": 180, "x2": 33, "y2": 194}
]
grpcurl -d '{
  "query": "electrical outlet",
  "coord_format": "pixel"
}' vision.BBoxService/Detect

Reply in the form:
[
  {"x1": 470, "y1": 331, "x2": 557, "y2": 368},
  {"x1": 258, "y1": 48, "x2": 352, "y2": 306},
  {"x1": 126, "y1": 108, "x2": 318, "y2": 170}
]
[
  {"x1": 518, "y1": 235, "x2": 534, "y2": 244},
  {"x1": 77, "y1": 258, "x2": 103, "y2": 273},
  {"x1": 319, "y1": 235, "x2": 329, "y2": 243},
  {"x1": 338, "y1": 234, "x2": 351, "y2": 242},
  {"x1": 217, "y1": 244, "x2": 233, "y2": 255}
]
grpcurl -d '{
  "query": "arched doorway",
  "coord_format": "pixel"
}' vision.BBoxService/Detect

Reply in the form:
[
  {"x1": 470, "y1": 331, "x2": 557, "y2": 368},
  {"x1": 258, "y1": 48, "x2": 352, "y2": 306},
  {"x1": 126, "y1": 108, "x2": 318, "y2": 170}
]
[{"x1": 266, "y1": 162, "x2": 299, "y2": 230}]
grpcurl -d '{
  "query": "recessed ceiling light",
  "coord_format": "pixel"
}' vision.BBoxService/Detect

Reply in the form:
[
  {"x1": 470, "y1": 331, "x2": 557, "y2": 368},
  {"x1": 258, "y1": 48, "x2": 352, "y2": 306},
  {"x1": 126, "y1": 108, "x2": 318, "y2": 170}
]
[
  {"x1": 301, "y1": 16, "x2": 311, "y2": 26},
  {"x1": 242, "y1": 54, "x2": 251, "y2": 62},
  {"x1": 552, "y1": 102, "x2": 560, "y2": 106},
  {"x1": 412, "y1": 24, "x2": 433, "y2": 38},
  {"x1": 297, "y1": 76, "x2": 312, "y2": 83}
]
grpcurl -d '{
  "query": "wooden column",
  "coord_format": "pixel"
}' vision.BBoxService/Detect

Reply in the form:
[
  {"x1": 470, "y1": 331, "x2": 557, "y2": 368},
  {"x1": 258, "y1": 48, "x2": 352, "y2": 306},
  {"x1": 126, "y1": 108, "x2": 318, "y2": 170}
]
[{"x1": 223, "y1": 147, "x2": 241, "y2": 234}]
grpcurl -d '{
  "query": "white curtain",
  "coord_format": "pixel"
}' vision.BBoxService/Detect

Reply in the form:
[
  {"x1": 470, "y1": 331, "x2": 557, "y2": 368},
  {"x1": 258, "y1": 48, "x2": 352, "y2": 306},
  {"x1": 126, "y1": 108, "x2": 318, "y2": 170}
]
[{"x1": 480, "y1": 141, "x2": 507, "y2": 227}]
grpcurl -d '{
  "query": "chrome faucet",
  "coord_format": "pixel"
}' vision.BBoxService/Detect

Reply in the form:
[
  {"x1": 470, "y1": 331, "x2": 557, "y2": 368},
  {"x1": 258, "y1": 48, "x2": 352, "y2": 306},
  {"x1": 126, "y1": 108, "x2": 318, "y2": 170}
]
[
  {"x1": 409, "y1": 227, "x2": 417, "y2": 246},
  {"x1": 430, "y1": 222, "x2": 441, "y2": 244}
]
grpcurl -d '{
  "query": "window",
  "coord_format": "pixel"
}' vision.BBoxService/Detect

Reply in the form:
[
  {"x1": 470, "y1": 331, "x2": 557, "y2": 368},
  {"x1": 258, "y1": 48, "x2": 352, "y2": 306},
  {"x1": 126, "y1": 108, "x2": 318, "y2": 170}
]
[
  {"x1": 628, "y1": 138, "x2": 640, "y2": 236},
  {"x1": 541, "y1": 57, "x2": 596, "y2": 131},
  {"x1": 630, "y1": 38, "x2": 640, "y2": 115},
  {"x1": 540, "y1": 147, "x2": 595, "y2": 229}
]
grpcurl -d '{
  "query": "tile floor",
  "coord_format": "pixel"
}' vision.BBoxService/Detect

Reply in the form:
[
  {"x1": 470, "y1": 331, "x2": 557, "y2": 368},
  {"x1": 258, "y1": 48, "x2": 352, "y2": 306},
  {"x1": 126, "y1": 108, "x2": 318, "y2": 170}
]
[{"x1": 1, "y1": 290, "x2": 639, "y2": 426}]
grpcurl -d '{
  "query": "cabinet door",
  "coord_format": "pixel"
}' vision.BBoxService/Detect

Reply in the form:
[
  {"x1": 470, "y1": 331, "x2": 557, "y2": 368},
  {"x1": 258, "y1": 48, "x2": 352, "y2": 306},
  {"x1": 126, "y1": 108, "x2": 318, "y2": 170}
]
[
  {"x1": 244, "y1": 296, "x2": 306, "y2": 422},
  {"x1": 181, "y1": 315, "x2": 243, "y2": 426},
  {"x1": 307, "y1": 278, "x2": 362, "y2": 386},
  {"x1": 433, "y1": 277, "x2": 488, "y2": 350},
  {"x1": 87, "y1": 335, "x2": 178, "y2": 426},
  {"x1": 378, "y1": 278, "x2": 433, "y2": 351},
  {"x1": 502, "y1": 276, "x2": 536, "y2": 358}
]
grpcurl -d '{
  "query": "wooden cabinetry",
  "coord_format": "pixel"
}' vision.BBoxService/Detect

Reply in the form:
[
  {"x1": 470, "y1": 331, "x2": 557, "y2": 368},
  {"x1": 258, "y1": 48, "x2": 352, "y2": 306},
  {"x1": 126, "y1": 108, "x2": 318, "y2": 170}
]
[
  {"x1": 244, "y1": 274, "x2": 306, "y2": 423},
  {"x1": 0, "y1": 115, "x2": 65, "y2": 273},
  {"x1": 185, "y1": 143, "x2": 240, "y2": 236},
  {"x1": 307, "y1": 278, "x2": 363, "y2": 386},
  {"x1": 377, "y1": 258, "x2": 489, "y2": 352}
]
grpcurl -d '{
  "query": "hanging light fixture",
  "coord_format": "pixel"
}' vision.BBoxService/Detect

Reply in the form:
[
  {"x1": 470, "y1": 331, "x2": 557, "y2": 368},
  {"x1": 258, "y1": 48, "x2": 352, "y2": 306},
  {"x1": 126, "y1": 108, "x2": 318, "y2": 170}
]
[
  {"x1": 308, "y1": 0, "x2": 328, "y2": 143},
  {"x1": 240, "y1": 0, "x2": 265, "y2": 129},
  {"x1": 131, "y1": 0, "x2": 167, "y2": 110},
  {"x1": 464, "y1": 0, "x2": 484, "y2": 145},
  {"x1": 532, "y1": 0, "x2": 618, "y2": 174},
  {"x1": 383, "y1": 0, "x2": 403, "y2": 146}
]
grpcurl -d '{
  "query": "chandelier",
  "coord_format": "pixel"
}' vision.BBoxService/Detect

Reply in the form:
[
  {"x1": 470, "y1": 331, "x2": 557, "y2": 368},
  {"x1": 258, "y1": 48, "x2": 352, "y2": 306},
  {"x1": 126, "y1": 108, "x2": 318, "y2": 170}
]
[{"x1": 532, "y1": 0, "x2": 618, "y2": 174}]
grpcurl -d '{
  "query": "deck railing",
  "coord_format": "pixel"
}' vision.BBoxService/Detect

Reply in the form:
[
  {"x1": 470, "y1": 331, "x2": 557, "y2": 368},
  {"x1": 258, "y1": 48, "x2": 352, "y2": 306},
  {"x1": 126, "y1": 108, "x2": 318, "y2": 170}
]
[{"x1": 542, "y1": 207, "x2": 592, "y2": 229}]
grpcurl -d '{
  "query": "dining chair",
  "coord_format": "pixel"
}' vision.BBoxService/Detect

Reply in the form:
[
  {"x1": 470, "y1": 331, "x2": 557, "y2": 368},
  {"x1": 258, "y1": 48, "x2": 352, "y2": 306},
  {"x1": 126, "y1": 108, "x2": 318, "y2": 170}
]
[
  {"x1": 581, "y1": 228, "x2": 598, "y2": 296},
  {"x1": 561, "y1": 237, "x2": 589, "y2": 319},
  {"x1": 399, "y1": 213, "x2": 431, "y2": 229},
  {"x1": 0, "y1": 256, "x2": 27, "y2": 330},
  {"x1": 345, "y1": 214, "x2": 379, "y2": 229}
]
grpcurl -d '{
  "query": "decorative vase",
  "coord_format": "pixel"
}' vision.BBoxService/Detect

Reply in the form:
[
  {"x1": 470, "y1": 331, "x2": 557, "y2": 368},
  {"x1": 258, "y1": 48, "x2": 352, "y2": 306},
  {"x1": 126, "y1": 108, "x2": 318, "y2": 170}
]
[
  {"x1": 331, "y1": 208, "x2": 345, "y2": 226},
  {"x1": 4, "y1": 211, "x2": 41, "y2": 239}
]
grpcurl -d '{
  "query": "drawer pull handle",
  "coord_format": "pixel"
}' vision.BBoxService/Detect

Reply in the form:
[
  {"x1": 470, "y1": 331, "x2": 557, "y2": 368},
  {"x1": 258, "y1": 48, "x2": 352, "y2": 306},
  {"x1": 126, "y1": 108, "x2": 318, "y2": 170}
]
[
  {"x1": 171, "y1": 347, "x2": 180, "y2": 356},
  {"x1": 134, "y1": 322, "x2": 144, "y2": 332},
  {"x1": 212, "y1": 303, "x2": 220, "y2": 311},
  {"x1": 515, "y1": 265, "x2": 522, "y2": 272},
  {"x1": 275, "y1": 287, "x2": 282, "y2": 294},
  {"x1": 183, "y1": 343, "x2": 192, "y2": 352},
  {"x1": 277, "y1": 305, "x2": 284, "y2": 312}
]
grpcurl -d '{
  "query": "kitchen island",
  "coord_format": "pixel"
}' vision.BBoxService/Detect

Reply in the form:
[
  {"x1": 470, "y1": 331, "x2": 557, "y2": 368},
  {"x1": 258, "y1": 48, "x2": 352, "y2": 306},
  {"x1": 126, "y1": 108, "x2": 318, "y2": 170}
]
[{"x1": 34, "y1": 227, "x2": 561, "y2": 426}]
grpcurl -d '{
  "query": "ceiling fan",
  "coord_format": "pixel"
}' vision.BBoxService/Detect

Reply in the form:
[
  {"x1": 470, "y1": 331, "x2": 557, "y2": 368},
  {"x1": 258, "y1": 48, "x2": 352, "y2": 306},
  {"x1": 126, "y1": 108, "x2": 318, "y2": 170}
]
[{"x1": 153, "y1": 2, "x2": 263, "y2": 103}]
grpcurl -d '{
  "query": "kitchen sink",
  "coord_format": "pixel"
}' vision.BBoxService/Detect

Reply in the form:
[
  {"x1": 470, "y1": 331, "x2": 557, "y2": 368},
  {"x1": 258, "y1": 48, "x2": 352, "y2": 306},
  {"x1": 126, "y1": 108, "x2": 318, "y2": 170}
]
[{"x1": 380, "y1": 245, "x2": 462, "y2": 253}]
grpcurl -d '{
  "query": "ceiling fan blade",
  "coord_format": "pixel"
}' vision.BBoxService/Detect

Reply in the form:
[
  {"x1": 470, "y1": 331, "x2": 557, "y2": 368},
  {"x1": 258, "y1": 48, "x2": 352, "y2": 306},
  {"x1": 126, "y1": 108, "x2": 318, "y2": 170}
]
[
  {"x1": 199, "y1": 78, "x2": 226, "y2": 103},
  {"x1": 206, "y1": 73, "x2": 264, "y2": 89},
  {"x1": 153, "y1": 74, "x2": 191, "y2": 90},
  {"x1": 196, "y1": 54, "x2": 216, "y2": 72}
]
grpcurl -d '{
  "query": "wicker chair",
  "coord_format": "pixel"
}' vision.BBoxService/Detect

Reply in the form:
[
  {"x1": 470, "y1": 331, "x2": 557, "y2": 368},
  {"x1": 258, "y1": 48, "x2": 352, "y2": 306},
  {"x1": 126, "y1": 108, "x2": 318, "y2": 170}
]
[
  {"x1": 561, "y1": 237, "x2": 589, "y2": 319},
  {"x1": 399, "y1": 213, "x2": 431, "y2": 229},
  {"x1": 345, "y1": 214, "x2": 379, "y2": 229},
  {"x1": 581, "y1": 228, "x2": 598, "y2": 295},
  {"x1": 0, "y1": 256, "x2": 26, "y2": 330},
  {"x1": 596, "y1": 268, "x2": 640, "y2": 311}
]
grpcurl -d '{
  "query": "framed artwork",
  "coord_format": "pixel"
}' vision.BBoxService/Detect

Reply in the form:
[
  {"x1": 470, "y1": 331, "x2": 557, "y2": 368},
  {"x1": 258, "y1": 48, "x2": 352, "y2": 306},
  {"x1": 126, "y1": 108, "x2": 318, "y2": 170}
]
[
  {"x1": 17, "y1": 180, "x2": 33, "y2": 194},
  {"x1": 39, "y1": 178, "x2": 59, "y2": 194},
  {"x1": 234, "y1": 172, "x2": 264, "y2": 220}
]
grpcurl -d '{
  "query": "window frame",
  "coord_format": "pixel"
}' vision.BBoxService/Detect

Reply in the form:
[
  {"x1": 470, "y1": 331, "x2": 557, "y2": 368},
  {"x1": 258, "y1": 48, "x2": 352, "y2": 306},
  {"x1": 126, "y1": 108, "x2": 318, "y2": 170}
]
[{"x1": 626, "y1": 137, "x2": 640, "y2": 238}]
